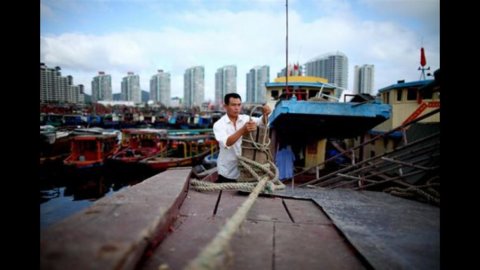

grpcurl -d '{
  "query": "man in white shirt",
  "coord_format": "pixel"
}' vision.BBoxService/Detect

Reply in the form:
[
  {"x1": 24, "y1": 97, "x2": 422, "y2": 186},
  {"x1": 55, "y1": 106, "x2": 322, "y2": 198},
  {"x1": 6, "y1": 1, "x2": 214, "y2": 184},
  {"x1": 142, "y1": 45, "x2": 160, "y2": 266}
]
[{"x1": 213, "y1": 93, "x2": 271, "y2": 182}]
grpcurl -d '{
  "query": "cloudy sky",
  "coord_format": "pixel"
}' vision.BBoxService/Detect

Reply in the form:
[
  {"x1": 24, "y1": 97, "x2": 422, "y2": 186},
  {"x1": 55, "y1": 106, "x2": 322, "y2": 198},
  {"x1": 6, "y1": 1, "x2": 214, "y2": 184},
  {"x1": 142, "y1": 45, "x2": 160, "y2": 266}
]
[{"x1": 40, "y1": 0, "x2": 439, "y2": 101}]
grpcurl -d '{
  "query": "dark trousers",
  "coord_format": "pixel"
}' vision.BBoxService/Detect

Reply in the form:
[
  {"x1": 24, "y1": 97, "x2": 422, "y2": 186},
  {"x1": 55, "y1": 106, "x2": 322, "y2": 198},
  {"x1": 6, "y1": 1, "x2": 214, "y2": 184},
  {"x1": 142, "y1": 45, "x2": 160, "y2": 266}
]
[{"x1": 217, "y1": 174, "x2": 237, "y2": 183}]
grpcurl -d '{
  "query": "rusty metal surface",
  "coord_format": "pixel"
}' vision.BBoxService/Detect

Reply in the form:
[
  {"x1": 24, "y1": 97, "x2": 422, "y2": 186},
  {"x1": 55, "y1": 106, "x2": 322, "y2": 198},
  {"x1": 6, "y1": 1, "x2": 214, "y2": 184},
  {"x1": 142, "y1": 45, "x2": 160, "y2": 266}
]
[
  {"x1": 40, "y1": 168, "x2": 191, "y2": 270},
  {"x1": 274, "y1": 187, "x2": 440, "y2": 270}
]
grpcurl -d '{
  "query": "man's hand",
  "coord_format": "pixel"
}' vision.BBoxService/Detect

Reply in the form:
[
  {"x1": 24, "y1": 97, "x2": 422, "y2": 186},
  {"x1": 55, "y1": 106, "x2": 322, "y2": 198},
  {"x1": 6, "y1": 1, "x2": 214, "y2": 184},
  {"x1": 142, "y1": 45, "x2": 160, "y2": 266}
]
[
  {"x1": 262, "y1": 104, "x2": 271, "y2": 116},
  {"x1": 243, "y1": 120, "x2": 257, "y2": 135},
  {"x1": 261, "y1": 104, "x2": 271, "y2": 125}
]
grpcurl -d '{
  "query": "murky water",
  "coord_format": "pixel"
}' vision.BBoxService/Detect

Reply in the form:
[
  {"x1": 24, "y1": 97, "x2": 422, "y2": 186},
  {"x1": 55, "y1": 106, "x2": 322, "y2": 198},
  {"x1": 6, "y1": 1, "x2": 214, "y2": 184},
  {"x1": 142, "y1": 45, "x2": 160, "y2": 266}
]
[{"x1": 39, "y1": 162, "x2": 161, "y2": 230}]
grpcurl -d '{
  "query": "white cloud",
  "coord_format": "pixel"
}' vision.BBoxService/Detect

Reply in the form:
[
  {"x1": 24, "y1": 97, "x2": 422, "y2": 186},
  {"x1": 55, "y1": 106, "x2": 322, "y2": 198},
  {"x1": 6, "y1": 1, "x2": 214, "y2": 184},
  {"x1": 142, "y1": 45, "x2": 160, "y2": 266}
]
[{"x1": 40, "y1": 1, "x2": 439, "y2": 100}]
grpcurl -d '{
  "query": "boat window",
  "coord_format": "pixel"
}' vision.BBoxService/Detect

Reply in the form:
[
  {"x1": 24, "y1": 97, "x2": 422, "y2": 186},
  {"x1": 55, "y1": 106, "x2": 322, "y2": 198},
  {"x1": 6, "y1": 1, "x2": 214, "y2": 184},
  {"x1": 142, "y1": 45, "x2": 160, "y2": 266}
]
[
  {"x1": 421, "y1": 88, "x2": 433, "y2": 100},
  {"x1": 407, "y1": 88, "x2": 417, "y2": 100},
  {"x1": 397, "y1": 89, "x2": 403, "y2": 101},
  {"x1": 308, "y1": 90, "x2": 319, "y2": 99},
  {"x1": 384, "y1": 92, "x2": 390, "y2": 104},
  {"x1": 141, "y1": 139, "x2": 156, "y2": 147},
  {"x1": 78, "y1": 140, "x2": 97, "y2": 152},
  {"x1": 271, "y1": 90, "x2": 279, "y2": 99}
]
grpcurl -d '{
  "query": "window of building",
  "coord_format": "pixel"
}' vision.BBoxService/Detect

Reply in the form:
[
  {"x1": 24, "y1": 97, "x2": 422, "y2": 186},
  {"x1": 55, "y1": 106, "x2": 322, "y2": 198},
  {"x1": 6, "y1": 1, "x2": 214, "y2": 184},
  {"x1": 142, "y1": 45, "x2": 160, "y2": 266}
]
[
  {"x1": 407, "y1": 88, "x2": 417, "y2": 100},
  {"x1": 384, "y1": 92, "x2": 390, "y2": 104}
]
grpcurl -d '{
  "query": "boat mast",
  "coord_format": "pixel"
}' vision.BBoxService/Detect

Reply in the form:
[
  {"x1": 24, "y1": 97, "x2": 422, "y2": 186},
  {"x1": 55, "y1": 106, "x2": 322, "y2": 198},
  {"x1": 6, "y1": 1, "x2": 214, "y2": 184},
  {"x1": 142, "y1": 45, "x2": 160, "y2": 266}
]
[{"x1": 285, "y1": 0, "x2": 289, "y2": 96}]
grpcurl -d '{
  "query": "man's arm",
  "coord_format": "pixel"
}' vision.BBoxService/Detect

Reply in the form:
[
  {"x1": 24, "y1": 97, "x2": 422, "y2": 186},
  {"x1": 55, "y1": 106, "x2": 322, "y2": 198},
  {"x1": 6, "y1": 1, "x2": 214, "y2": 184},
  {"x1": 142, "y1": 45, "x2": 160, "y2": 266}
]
[
  {"x1": 214, "y1": 120, "x2": 256, "y2": 148},
  {"x1": 226, "y1": 122, "x2": 255, "y2": 147}
]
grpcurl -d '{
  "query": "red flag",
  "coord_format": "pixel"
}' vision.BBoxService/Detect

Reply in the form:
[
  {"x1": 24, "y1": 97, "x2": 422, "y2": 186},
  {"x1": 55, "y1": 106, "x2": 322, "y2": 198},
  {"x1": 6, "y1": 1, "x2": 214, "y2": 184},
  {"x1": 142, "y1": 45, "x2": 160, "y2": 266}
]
[{"x1": 420, "y1": 47, "x2": 426, "y2": 67}]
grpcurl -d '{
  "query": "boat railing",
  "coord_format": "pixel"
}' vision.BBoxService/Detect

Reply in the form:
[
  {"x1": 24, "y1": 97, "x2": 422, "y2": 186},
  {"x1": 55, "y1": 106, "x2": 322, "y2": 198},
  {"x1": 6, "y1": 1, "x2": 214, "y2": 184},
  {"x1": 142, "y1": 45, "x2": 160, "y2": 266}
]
[{"x1": 296, "y1": 108, "x2": 440, "y2": 188}]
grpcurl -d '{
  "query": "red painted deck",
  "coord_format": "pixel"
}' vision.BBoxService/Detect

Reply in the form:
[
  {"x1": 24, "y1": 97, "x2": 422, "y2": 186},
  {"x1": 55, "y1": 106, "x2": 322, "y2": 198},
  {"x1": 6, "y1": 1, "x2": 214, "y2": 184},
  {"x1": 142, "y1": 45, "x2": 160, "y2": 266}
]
[
  {"x1": 40, "y1": 168, "x2": 191, "y2": 270},
  {"x1": 140, "y1": 190, "x2": 366, "y2": 270},
  {"x1": 41, "y1": 168, "x2": 438, "y2": 270}
]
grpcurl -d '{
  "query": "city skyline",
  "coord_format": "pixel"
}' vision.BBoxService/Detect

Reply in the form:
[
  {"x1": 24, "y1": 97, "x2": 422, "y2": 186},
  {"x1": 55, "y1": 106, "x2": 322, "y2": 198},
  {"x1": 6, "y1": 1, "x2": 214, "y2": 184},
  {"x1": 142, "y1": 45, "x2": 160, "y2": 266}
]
[{"x1": 40, "y1": 0, "x2": 439, "y2": 101}]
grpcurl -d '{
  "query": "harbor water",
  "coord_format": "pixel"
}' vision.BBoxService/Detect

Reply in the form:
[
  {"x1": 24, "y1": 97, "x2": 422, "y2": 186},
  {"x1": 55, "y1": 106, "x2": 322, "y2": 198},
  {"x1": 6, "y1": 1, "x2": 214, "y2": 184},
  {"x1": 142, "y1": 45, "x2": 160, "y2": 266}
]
[{"x1": 40, "y1": 162, "x2": 161, "y2": 229}]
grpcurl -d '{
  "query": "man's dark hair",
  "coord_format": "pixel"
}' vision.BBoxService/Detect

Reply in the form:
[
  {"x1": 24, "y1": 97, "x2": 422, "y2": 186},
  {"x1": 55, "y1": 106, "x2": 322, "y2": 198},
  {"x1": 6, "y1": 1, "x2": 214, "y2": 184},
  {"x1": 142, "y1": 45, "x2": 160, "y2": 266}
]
[{"x1": 224, "y1": 93, "x2": 241, "y2": 105}]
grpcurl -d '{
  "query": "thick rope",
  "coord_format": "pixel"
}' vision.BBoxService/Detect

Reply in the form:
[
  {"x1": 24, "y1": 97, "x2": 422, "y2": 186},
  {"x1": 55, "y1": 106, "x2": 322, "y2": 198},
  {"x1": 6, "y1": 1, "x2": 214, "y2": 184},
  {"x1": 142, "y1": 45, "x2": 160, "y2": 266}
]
[
  {"x1": 190, "y1": 180, "x2": 258, "y2": 192},
  {"x1": 184, "y1": 107, "x2": 284, "y2": 270},
  {"x1": 190, "y1": 106, "x2": 284, "y2": 193},
  {"x1": 184, "y1": 176, "x2": 270, "y2": 270},
  {"x1": 189, "y1": 157, "x2": 284, "y2": 193}
]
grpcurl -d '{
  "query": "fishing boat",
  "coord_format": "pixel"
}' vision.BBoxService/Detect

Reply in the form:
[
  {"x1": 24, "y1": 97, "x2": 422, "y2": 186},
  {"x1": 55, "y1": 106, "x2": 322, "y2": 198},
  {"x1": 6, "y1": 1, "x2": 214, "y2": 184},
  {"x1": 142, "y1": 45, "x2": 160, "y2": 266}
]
[
  {"x1": 108, "y1": 128, "x2": 168, "y2": 165},
  {"x1": 39, "y1": 125, "x2": 72, "y2": 167},
  {"x1": 140, "y1": 133, "x2": 218, "y2": 171},
  {"x1": 63, "y1": 134, "x2": 119, "y2": 169},
  {"x1": 202, "y1": 150, "x2": 218, "y2": 168}
]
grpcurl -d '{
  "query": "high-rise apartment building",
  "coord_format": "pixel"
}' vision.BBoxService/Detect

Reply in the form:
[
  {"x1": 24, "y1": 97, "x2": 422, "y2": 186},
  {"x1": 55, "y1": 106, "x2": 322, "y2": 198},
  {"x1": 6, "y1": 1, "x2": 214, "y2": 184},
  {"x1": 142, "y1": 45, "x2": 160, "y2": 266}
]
[
  {"x1": 40, "y1": 63, "x2": 83, "y2": 104},
  {"x1": 215, "y1": 65, "x2": 237, "y2": 105},
  {"x1": 184, "y1": 66, "x2": 205, "y2": 108},
  {"x1": 246, "y1": 65, "x2": 270, "y2": 103},
  {"x1": 91, "y1": 71, "x2": 112, "y2": 102},
  {"x1": 304, "y1": 52, "x2": 349, "y2": 89},
  {"x1": 121, "y1": 72, "x2": 141, "y2": 103},
  {"x1": 150, "y1": 69, "x2": 171, "y2": 106},
  {"x1": 353, "y1": 64, "x2": 375, "y2": 95},
  {"x1": 74, "y1": 84, "x2": 85, "y2": 104}
]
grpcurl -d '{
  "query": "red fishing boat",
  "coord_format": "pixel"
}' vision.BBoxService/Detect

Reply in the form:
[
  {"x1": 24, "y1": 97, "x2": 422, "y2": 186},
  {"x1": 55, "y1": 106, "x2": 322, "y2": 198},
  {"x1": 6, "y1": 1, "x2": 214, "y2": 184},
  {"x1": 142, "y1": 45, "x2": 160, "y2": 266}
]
[
  {"x1": 63, "y1": 134, "x2": 119, "y2": 169},
  {"x1": 108, "y1": 128, "x2": 168, "y2": 164},
  {"x1": 140, "y1": 134, "x2": 218, "y2": 171}
]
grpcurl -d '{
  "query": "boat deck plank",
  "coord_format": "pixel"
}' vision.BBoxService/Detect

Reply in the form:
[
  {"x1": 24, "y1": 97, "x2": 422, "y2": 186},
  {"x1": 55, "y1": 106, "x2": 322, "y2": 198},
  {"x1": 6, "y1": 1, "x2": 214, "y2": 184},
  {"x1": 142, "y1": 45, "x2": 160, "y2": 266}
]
[
  {"x1": 141, "y1": 190, "x2": 237, "y2": 270},
  {"x1": 40, "y1": 168, "x2": 191, "y2": 270},
  {"x1": 141, "y1": 190, "x2": 367, "y2": 270},
  {"x1": 282, "y1": 198, "x2": 332, "y2": 224},
  {"x1": 274, "y1": 222, "x2": 366, "y2": 270}
]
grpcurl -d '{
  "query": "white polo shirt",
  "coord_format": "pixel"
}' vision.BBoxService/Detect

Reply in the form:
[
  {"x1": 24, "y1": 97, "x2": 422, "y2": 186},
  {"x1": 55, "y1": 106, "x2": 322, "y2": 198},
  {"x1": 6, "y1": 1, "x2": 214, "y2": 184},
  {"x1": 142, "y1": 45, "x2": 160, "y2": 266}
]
[{"x1": 213, "y1": 114, "x2": 263, "y2": 179}]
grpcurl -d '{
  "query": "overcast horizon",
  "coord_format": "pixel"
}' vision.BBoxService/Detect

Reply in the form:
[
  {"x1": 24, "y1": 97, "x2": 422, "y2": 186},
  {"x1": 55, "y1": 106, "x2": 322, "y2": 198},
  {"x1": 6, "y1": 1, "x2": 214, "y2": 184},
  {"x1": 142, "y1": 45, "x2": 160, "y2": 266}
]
[{"x1": 41, "y1": 0, "x2": 439, "y2": 101}]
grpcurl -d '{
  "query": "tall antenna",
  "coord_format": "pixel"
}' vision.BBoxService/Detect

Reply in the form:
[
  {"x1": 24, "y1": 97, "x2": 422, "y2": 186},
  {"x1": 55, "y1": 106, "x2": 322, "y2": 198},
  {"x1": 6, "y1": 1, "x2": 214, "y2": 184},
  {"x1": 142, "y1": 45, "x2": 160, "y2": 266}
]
[{"x1": 285, "y1": 0, "x2": 289, "y2": 95}]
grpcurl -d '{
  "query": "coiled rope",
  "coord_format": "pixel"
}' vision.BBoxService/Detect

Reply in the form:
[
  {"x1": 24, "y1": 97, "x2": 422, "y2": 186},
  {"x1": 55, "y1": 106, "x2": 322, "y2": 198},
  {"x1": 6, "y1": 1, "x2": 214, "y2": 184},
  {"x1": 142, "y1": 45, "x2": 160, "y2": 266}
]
[{"x1": 190, "y1": 105, "x2": 285, "y2": 193}]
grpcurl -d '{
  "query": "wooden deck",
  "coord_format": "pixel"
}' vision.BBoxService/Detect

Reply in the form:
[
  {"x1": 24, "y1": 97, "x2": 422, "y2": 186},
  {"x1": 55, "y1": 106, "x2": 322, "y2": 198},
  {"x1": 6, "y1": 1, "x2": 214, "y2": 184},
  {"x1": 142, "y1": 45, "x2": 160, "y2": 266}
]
[
  {"x1": 40, "y1": 168, "x2": 190, "y2": 270},
  {"x1": 40, "y1": 168, "x2": 439, "y2": 270},
  {"x1": 140, "y1": 190, "x2": 366, "y2": 269}
]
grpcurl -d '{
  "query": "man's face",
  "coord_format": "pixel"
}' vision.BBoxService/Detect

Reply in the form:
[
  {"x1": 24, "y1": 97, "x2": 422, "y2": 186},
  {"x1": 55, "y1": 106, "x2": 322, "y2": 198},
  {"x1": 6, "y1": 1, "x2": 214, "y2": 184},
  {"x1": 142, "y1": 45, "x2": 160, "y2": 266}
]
[{"x1": 225, "y1": 97, "x2": 242, "y2": 117}]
